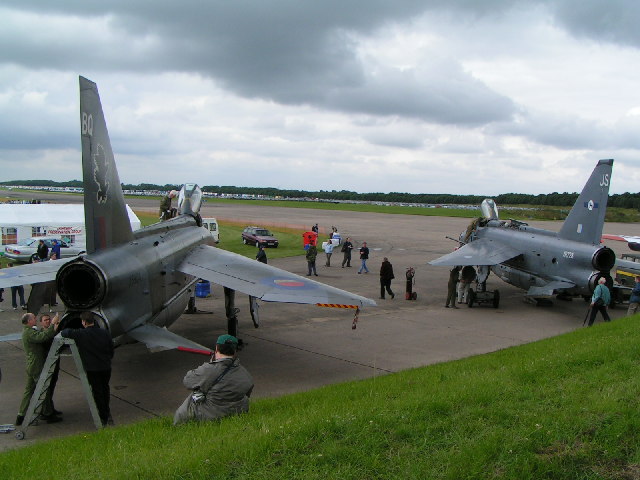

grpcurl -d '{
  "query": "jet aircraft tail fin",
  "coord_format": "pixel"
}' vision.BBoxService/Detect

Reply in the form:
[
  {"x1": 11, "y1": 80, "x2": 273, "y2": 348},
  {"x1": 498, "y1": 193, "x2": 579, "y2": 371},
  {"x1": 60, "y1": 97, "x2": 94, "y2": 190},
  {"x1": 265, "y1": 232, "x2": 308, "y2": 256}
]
[
  {"x1": 79, "y1": 76, "x2": 133, "y2": 254},
  {"x1": 557, "y1": 159, "x2": 613, "y2": 245}
]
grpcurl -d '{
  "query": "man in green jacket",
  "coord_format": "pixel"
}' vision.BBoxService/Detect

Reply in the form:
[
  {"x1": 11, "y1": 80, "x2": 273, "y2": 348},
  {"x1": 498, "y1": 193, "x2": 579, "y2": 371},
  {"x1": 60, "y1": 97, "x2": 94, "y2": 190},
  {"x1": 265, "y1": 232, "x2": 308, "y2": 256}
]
[
  {"x1": 16, "y1": 312, "x2": 61, "y2": 426},
  {"x1": 174, "y1": 334, "x2": 254, "y2": 425},
  {"x1": 306, "y1": 244, "x2": 318, "y2": 276}
]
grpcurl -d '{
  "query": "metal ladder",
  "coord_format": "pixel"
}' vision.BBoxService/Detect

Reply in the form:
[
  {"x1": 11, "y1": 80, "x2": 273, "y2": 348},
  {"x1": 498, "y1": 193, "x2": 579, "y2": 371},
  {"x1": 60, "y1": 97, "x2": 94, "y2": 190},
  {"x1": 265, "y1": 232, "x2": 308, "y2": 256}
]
[{"x1": 15, "y1": 336, "x2": 102, "y2": 440}]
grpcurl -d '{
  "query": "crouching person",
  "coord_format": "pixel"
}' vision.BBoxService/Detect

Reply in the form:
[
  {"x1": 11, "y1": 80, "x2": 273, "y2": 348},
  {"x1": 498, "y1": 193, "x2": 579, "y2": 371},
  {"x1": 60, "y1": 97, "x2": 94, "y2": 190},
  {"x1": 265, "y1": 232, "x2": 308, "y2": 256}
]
[{"x1": 174, "y1": 334, "x2": 253, "y2": 425}]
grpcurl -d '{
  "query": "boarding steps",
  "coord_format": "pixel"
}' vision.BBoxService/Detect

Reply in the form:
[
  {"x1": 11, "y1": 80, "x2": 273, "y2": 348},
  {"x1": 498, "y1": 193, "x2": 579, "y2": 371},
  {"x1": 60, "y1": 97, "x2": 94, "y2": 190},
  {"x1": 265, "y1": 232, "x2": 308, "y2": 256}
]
[{"x1": 14, "y1": 336, "x2": 102, "y2": 440}]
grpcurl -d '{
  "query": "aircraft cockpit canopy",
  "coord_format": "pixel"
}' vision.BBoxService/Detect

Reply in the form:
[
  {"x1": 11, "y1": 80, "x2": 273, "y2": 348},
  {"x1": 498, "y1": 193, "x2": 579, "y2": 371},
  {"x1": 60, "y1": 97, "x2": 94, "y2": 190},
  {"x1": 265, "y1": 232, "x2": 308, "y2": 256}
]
[
  {"x1": 481, "y1": 198, "x2": 499, "y2": 221},
  {"x1": 178, "y1": 183, "x2": 203, "y2": 215}
]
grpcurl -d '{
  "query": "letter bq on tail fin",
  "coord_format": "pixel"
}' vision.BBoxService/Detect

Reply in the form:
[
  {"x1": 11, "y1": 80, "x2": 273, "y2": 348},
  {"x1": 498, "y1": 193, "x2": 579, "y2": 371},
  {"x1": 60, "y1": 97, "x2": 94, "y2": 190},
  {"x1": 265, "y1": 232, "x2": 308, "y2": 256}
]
[
  {"x1": 557, "y1": 159, "x2": 613, "y2": 245},
  {"x1": 80, "y1": 76, "x2": 133, "y2": 254}
]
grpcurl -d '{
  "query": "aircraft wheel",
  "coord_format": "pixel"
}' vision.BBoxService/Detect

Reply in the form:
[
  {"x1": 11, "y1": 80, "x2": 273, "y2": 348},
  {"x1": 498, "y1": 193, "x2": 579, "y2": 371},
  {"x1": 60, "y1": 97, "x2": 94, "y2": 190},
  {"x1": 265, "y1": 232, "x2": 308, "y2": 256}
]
[
  {"x1": 15, "y1": 430, "x2": 25, "y2": 440},
  {"x1": 493, "y1": 290, "x2": 500, "y2": 309},
  {"x1": 467, "y1": 291, "x2": 475, "y2": 308}
]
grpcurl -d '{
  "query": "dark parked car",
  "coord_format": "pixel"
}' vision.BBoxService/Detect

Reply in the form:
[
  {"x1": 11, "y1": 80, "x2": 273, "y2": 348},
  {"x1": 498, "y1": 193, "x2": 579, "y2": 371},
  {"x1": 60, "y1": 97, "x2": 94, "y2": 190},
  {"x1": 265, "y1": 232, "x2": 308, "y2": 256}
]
[{"x1": 241, "y1": 226, "x2": 279, "y2": 248}]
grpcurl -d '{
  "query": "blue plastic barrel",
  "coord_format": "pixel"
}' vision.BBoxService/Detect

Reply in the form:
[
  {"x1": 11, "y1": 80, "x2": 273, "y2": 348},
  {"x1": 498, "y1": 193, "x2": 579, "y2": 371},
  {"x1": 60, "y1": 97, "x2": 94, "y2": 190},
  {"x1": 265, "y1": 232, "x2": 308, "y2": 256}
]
[{"x1": 195, "y1": 280, "x2": 211, "y2": 298}]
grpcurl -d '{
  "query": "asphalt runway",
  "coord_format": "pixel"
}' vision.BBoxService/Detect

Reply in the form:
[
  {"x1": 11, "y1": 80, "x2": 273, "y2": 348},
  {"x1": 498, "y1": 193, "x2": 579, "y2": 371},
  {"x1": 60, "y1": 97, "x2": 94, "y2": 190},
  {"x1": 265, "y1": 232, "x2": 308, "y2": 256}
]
[{"x1": 1, "y1": 195, "x2": 638, "y2": 451}]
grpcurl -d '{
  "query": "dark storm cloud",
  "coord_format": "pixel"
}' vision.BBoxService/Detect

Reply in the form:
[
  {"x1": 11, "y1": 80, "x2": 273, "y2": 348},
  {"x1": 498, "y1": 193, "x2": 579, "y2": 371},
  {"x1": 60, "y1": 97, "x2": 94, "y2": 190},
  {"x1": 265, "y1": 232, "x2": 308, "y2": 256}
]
[
  {"x1": 551, "y1": 0, "x2": 640, "y2": 48},
  {"x1": 1, "y1": 1, "x2": 519, "y2": 125}
]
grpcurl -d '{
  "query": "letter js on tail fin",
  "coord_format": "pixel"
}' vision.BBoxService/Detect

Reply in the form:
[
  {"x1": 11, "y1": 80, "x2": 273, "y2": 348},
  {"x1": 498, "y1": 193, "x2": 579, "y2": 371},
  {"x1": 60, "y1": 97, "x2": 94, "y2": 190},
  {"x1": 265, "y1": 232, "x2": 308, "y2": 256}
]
[{"x1": 557, "y1": 159, "x2": 613, "y2": 245}]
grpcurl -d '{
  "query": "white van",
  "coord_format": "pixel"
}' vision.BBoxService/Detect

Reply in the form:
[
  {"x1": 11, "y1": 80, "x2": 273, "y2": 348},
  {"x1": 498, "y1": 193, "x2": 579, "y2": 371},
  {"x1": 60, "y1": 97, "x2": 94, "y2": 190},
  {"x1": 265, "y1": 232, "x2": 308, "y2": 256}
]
[{"x1": 201, "y1": 217, "x2": 220, "y2": 243}]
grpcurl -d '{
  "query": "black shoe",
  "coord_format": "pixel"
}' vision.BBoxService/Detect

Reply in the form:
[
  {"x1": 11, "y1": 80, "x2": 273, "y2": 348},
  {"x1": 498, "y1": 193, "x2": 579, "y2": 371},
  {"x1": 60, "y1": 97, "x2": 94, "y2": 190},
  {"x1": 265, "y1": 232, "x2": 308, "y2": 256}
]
[
  {"x1": 52, "y1": 409, "x2": 63, "y2": 416},
  {"x1": 445, "y1": 305, "x2": 450, "y2": 308},
  {"x1": 15, "y1": 415, "x2": 24, "y2": 426},
  {"x1": 391, "y1": 293, "x2": 395, "y2": 299},
  {"x1": 380, "y1": 296, "x2": 385, "y2": 299},
  {"x1": 46, "y1": 415, "x2": 62, "y2": 424},
  {"x1": 314, "y1": 274, "x2": 318, "y2": 276}
]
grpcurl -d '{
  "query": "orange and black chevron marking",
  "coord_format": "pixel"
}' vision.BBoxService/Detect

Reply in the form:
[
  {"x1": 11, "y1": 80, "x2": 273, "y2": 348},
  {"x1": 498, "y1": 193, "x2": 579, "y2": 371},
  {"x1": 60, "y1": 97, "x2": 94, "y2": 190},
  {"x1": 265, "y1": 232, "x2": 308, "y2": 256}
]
[{"x1": 315, "y1": 303, "x2": 359, "y2": 309}]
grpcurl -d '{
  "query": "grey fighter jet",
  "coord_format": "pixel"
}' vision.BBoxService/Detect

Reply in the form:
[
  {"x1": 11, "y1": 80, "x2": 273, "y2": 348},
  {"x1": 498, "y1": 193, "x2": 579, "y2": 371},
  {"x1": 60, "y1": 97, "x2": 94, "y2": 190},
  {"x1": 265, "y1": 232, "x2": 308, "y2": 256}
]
[
  {"x1": 0, "y1": 76, "x2": 375, "y2": 354},
  {"x1": 430, "y1": 159, "x2": 616, "y2": 302}
]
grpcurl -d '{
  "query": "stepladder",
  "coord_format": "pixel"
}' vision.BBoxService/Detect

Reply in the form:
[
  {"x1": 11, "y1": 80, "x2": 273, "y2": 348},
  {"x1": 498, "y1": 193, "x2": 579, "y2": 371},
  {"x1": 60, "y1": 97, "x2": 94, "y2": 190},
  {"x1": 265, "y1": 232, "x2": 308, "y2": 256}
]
[{"x1": 15, "y1": 336, "x2": 103, "y2": 440}]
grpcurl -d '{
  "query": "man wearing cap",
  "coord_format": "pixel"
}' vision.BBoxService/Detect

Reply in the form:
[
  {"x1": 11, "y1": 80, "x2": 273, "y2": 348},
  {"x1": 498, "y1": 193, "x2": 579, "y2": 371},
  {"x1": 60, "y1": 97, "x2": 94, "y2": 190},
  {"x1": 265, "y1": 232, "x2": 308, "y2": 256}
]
[{"x1": 174, "y1": 334, "x2": 254, "y2": 425}]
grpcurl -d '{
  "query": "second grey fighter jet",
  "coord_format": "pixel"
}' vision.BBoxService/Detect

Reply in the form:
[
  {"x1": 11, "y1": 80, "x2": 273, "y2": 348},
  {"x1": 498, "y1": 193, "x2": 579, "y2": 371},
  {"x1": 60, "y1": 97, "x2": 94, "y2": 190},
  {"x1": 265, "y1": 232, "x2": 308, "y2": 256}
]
[
  {"x1": 430, "y1": 159, "x2": 616, "y2": 302},
  {"x1": 0, "y1": 77, "x2": 375, "y2": 354}
]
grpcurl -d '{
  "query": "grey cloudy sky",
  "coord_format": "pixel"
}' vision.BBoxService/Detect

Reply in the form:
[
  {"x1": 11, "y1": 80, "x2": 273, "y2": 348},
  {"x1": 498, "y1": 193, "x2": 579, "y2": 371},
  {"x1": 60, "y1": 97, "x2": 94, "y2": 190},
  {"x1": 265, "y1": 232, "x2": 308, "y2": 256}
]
[{"x1": 1, "y1": 0, "x2": 640, "y2": 195}]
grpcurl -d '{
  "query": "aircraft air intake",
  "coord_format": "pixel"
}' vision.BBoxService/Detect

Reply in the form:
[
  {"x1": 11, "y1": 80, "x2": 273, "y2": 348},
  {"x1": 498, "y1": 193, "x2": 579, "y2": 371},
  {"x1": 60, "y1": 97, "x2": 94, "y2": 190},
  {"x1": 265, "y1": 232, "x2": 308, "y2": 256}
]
[
  {"x1": 591, "y1": 246, "x2": 616, "y2": 272},
  {"x1": 56, "y1": 259, "x2": 107, "y2": 310}
]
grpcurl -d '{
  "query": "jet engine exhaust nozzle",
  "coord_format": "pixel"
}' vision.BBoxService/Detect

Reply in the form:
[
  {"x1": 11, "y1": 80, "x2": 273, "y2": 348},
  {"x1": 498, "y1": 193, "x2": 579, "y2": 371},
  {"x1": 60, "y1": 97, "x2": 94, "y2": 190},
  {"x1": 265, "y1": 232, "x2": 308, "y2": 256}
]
[
  {"x1": 592, "y1": 246, "x2": 616, "y2": 272},
  {"x1": 56, "y1": 260, "x2": 106, "y2": 310}
]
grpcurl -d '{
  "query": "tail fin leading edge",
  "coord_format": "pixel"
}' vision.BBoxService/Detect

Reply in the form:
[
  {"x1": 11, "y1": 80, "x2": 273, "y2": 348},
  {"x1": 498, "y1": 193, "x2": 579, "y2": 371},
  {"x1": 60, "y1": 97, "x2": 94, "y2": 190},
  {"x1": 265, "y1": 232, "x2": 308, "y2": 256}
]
[
  {"x1": 79, "y1": 76, "x2": 133, "y2": 253},
  {"x1": 558, "y1": 159, "x2": 613, "y2": 245}
]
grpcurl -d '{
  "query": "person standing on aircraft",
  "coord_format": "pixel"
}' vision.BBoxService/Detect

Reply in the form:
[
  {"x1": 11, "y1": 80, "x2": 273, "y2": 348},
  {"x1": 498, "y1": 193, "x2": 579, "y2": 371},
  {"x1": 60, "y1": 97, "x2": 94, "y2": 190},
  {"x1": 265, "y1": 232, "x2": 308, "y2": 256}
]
[
  {"x1": 379, "y1": 257, "x2": 395, "y2": 299},
  {"x1": 627, "y1": 276, "x2": 640, "y2": 316},
  {"x1": 256, "y1": 245, "x2": 267, "y2": 264},
  {"x1": 40, "y1": 314, "x2": 62, "y2": 418},
  {"x1": 173, "y1": 334, "x2": 254, "y2": 425},
  {"x1": 358, "y1": 242, "x2": 370, "y2": 274},
  {"x1": 324, "y1": 239, "x2": 334, "y2": 267},
  {"x1": 15, "y1": 312, "x2": 61, "y2": 426},
  {"x1": 306, "y1": 243, "x2": 318, "y2": 276},
  {"x1": 36, "y1": 239, "x2": 48, "y2": 261},
  {"x1": 457, "y1": 265, "x2": 476, "y2": 304},
  {"x1": 160, "y1": 190, "x2": 178, "y2": 221},
  {"x1": 445, "y1": 266, "x2": 461, "y2": 308},
  {"x1": 587, "y1": 277, "x2": 611, "y2": 326},
  {"x1": 61, "y1": 312, "x2": 114, "y2": 426},
  {"x1": 341, "y1": 237, "x2": 353, "y2": 268}
]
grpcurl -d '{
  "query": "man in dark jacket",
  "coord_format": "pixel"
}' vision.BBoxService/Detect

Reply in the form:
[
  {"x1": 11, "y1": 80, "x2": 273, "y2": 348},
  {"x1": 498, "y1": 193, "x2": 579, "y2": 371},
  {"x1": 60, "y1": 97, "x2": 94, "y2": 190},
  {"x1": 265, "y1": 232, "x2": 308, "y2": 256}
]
[
  {"x1": 61, "y1": 311, "x2": 114, "y2": 426},
  {"x1": 37, "y1": 240, "x2": 49, "y2": 261},
  {"x1": 256, "y1": 245, "x2": 267, "y2": 264},
  {"x1": 627, "y1": 276, "x2": 640, "y2": 316},
  {"x1": 341, "y1": 237, "x2": 353, "y2": 268},
  {"x1": 358, "y1": 242, "x2": 370, "y2": 274},
  {"x1": 174, "y1": 334, "x2": 253, "y2": 425},
  {"x1": 379, "y1": 257, "x2": 395, "y2": 299}
]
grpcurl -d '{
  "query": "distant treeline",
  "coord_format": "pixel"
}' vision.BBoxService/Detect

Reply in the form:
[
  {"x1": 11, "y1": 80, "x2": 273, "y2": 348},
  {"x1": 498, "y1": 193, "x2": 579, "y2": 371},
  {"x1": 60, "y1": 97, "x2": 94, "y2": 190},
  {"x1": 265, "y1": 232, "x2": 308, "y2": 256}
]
[{"x1": 3, "y1": 180, "x2": 640, "y2": 209}]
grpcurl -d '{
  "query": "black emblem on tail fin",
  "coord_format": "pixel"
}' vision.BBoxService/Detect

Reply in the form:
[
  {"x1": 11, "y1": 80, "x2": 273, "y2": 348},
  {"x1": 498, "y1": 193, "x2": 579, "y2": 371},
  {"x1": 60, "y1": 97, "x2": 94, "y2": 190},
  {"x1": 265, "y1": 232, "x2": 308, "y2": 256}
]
[{"x1": 92, "y1": 144, "x2": 109, "y2": 204}]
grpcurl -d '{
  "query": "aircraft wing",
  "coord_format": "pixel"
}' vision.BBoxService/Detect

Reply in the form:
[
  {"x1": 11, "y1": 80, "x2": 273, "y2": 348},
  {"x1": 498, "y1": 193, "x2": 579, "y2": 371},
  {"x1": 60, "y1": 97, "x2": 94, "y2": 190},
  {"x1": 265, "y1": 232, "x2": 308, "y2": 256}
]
[
  {"x1": 0, "y1": 261, "x2": 65, "y2": 289},
  {"x1": 125, "y1": 324, "x2": 212, "y2": 355},
  {"x1": 602, "y1": 234, "x2": 640, "y2": 251},
  {"x1": 429, "y1": 238, "x2": 521, "y2": 266},
  {"x1": 526, "y1": 280, "x2": 576, "y2": 298},
  {"x1": 178, "y1": 245, "x2": 376, "y2": 307}
]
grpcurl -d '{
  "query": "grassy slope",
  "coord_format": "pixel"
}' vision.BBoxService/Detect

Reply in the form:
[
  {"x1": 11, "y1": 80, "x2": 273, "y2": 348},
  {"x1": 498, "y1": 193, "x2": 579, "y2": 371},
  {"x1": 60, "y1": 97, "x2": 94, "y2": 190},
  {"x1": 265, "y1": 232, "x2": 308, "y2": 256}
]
[{"x1": 2, "y1": 318, "x2": 640, "y2": 479}]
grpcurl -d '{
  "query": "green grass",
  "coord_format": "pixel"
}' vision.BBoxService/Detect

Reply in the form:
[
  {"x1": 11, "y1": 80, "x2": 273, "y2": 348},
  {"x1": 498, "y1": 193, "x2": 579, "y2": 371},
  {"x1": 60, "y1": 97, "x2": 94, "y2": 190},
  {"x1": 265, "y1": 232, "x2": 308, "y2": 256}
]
[
  {"x1": 134, "y1": 212, "x2": 307, "y2": 260},
  {"x1": 3, "y1": 317, "x2": 640, "y2": 479}
]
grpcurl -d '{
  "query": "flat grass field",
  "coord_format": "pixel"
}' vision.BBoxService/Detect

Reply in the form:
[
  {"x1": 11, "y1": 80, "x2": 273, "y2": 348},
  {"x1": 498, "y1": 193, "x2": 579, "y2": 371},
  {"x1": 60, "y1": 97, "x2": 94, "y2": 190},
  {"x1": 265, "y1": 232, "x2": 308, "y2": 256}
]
[
  {"x1": 2, "y1": 316, "x2": 640, "y2": 479},
  {"x1": 133, "y1": 211, "x2": 305, "y2": 260}
]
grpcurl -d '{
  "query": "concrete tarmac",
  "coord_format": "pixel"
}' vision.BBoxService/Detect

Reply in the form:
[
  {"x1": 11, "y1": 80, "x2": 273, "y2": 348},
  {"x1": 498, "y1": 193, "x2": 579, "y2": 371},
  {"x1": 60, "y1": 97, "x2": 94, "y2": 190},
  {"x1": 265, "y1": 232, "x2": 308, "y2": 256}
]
[{"x1": 0, "y1": 197, "x2": 637, "y2": 451}]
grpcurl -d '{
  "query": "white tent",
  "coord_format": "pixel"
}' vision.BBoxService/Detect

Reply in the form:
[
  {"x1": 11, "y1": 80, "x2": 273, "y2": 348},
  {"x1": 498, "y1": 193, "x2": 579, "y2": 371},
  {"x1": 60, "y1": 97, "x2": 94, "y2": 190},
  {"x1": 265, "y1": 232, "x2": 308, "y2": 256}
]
[{"x1": 0, "y1": 204, "x2": 141, "y2": 245}]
